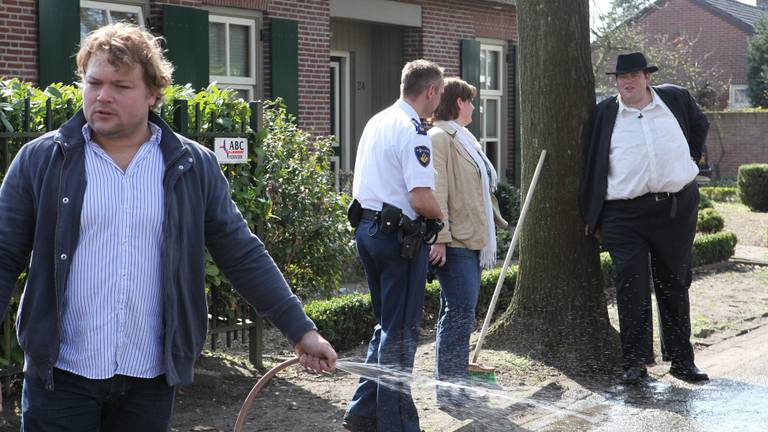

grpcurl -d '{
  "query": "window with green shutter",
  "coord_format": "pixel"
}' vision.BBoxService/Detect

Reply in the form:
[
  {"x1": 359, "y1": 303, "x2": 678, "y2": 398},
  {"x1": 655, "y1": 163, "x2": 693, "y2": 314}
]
[
  {"x1": 163, "y1": 5, "x2": 209, "y2": 90},
  {"x1": 271, "y1": 18, "x2": 299, "y2": 119},
  {"x1": 460, "y1": 39, "x2": 481, "y2": 138},
  {"x1": 39, "y1": 0, "x2": 80, "y2": 87}
]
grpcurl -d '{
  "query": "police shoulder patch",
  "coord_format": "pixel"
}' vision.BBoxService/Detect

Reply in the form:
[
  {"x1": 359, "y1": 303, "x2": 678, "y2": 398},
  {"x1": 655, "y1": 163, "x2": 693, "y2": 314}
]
[
  {"x1": 414, "y1": 145, "x2": 431, "y2": 167},
  {"x1": 411, "y1": 118, "x2": 427, "y2": 135}
]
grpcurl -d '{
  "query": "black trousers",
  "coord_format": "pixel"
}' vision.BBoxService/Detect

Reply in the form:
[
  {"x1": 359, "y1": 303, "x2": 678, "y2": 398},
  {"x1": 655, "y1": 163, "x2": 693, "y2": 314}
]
[{"x1": 601, "y1": 183, "x2": 699, "y2": 369}]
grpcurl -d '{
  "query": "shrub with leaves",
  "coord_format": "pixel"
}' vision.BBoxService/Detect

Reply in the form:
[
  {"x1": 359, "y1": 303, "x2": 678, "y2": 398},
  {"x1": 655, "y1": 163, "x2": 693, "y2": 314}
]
[
  {"x1": 737, "y1": 163, "x2": 768, "y2": 212},
  {"x1": 699, "y1": 194, "x2": 714, "y2": 210},
  {"x1": 700, "y1": 186, "x2": 738, "y2": 203},
  {"x1": 697, "y1": 208, "x2": 725, "y2": 233},
  {"x1": 259, "y1": 100, "x2": 353, "y2": 299}
]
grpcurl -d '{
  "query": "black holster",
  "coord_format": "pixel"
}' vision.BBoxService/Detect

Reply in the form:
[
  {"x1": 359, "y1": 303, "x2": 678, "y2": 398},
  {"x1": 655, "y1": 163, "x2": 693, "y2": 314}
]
[
  {"x1": 347, "y1": 199, "x2": 363, "y2": 228},
  {"x1": 399, "y1": 215, "x2": 426, "y2": 260}
]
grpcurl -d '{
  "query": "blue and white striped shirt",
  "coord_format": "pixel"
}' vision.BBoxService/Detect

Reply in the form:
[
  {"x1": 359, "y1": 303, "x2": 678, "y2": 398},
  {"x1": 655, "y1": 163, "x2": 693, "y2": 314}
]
[{"x1": 56, "y1": 123, "x2": 166, "y2": 379}]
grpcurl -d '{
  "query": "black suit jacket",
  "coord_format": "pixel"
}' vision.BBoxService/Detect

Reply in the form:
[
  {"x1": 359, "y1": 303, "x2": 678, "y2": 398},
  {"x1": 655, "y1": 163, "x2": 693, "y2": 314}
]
[{"x1": 579, "y1": 84, "x2": 710, "y2": 234}]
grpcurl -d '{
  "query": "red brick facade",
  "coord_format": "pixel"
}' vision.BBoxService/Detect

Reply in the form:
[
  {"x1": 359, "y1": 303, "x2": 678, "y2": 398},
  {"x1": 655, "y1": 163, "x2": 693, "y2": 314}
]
[
  {"x1": 636, "y1": 0, "x2": 754, "y2": 86},
  {"x1": 707, "y1": 112, "x2": 768, "y2": 179},
  {"x1": 0, "y1": 0, "x2": 519, "y2": 179},
  {"x1": 265, "y1": 0, "x2": 331, "y2": 136},
  {"x1": 0, "y1": 0, "x2": 38, "y2": 84}
]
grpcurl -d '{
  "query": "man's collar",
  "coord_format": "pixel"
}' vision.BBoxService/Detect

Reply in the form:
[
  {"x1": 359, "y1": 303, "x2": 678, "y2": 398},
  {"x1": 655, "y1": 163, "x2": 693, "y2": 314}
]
[
  {"x1": 395, "y1": 98, "x2": 421, "y2": 121},
  {"x1": 56, "y1": 109, "x2": 186, "y2": 164},
  {"x1": 617, "y1": 86, "x2": 657, "y2": 113}
]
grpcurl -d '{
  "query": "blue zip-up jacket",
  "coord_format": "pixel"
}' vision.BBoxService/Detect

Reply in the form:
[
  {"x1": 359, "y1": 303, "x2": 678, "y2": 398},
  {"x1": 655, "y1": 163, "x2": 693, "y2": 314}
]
[{"x1": 0, "y1": 110, "x2": 316, "y2": 389}]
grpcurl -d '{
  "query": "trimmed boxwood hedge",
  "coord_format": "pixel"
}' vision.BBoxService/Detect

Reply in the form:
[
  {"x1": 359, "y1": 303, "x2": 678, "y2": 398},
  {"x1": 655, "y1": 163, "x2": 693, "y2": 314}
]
[
  {"x1": 306, "y1": 231, "x2": 738, "y2": 351},
  {"x1": 737, "y1": 164, "x2": 768, "y2": 211},
  {"x1": 700, "y1": 186, "x2": 738, "y2": 203},
  {"x1": 697, "y1": 208, "x2": 725, "y2": 233},
  {"x1": 699, "y1": 194, "x2": 714, "y2": 210},
  {"x1": 692, "y1": 232, "x2": 738, "y2": 267}
]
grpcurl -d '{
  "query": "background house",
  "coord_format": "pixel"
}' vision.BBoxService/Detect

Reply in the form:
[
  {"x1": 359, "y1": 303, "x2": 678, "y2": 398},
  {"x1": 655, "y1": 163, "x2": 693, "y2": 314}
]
[
  {"x1": 0, "y1": 0, "x2": 521, "y2": 184},
  {"x1": 629, "y1": 0, "x2": 768, "y2": 108}
]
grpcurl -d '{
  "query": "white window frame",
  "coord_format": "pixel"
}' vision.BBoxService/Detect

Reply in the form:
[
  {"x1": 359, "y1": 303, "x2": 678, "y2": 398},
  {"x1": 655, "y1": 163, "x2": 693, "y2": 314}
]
[
  {"x1": 330, "y1": 51, "x2": 351, "y2": 172},
  {"x1": 209, "y1": 15, "x2": 257, "y2": 89},
  {"x1": 729, "y1": 84, "x2": 750, "y2": 109},
  {"x1": 479, "y1": 43, "x2": 504, "y2": 170},
  {"x1": 80, "y1": 1, "x2": 145, "y2": 34}
]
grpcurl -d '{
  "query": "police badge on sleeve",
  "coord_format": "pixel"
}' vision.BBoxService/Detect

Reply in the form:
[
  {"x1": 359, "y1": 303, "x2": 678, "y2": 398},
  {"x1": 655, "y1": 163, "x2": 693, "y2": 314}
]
[{"x1": 414, "y1": 146, "x2": 431, "y2": 167}]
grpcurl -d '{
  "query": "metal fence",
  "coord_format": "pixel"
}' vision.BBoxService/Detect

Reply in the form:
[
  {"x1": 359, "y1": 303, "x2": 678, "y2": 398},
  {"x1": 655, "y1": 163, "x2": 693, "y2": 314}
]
[{"x1": 0, "y1": 97, "x2": 266, "y2": 378}]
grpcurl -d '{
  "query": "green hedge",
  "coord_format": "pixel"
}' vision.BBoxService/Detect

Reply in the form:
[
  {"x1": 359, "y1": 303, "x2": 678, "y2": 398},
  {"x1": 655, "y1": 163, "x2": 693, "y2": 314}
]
[
  {"x1": 308, "y1": 231, "x2": 738, "y2": 351},
  {"x1": 697, "y1": 208, "x2": 725, "y2": 233},
  {"x1": 700, "y1": 186, "x2": 738, "y2": 203},
  {"x1": 699, "y1": 194, "x2": 714, "y2": 210},
  {"x1": 737, "y1": 164, "x2": 768, "y2": 211},
  {"x1": 692, "y1": 232, "x2": 738, "y2": 267}
]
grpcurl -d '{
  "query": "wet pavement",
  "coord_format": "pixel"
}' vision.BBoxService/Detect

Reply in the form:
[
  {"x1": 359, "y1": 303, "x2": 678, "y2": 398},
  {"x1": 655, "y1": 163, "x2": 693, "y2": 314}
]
[
  {"x1": 437, "y1": 320, "x2": 768, "y2": 431},
  {"x1": 504, "y1": 322, "x2": 768, "y2": 432}
]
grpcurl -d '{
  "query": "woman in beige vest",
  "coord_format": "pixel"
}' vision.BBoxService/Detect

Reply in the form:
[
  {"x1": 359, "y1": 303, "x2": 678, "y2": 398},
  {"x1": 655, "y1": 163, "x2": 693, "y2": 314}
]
[{"x1": 428, "y1": 77, "x2": 506, "y2": 410}]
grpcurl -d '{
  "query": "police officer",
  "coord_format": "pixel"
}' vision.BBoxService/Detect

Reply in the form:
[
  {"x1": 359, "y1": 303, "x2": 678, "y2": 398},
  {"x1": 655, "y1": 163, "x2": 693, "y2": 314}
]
[{"x1": 342, "y1": 59, "x2": 444, "y2": 432}]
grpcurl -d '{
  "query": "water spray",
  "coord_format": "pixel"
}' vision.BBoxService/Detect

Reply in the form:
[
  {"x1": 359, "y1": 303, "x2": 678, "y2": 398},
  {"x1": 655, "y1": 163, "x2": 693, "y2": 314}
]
[{"x1": 233, "y1": 356, "x2": 601, "y2": 431}]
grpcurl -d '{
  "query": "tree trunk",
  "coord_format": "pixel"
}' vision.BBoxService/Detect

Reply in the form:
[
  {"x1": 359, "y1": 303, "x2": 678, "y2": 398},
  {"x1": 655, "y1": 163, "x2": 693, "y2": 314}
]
[{"x1": 486, "y1": 0, "x2": 619, "y2": 372}]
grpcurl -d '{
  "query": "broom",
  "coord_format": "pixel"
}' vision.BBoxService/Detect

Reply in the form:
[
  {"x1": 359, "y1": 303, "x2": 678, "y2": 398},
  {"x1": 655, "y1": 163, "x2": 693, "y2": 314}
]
[{"x1": 468, "y1": 150, "x2": 547, "y2": 384}]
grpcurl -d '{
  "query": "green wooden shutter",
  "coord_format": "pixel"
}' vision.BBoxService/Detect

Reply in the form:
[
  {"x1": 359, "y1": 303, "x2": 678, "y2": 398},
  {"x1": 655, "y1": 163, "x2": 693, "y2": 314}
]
[
  {"x1": 38, "y1": 0, "x2": 79, "y2": 87},
  {"x1": 271, "y1": 18, "x2": 299, "y2": 119},
  {"x1": 163, "y1": 5, "x2": 209, "y2": 90},
  {"x1": 460, "y1": 39, "x2": 481, "y2": 137},
  {"x1": 510, "y1": 44, "x2": 520, "y2": 186}
]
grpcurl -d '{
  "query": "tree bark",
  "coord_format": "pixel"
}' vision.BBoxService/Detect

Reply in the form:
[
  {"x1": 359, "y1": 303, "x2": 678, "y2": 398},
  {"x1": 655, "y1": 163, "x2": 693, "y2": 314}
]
[{"x1": 486, "y1": 0, "x2": 619, "y2": 372}]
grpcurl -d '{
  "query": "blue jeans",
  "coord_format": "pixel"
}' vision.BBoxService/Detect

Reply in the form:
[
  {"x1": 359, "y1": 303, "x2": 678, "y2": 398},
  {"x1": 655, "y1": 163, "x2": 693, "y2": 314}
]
[
  {"x1": 435, "y1": 247, "x2": 480, "y2": 403},
  {"x1": 345, "y1": 219, "x2": 427, "y2": 432},
  {"x1": 21, "y1": 368, "x2": 175, "y2": 432}
]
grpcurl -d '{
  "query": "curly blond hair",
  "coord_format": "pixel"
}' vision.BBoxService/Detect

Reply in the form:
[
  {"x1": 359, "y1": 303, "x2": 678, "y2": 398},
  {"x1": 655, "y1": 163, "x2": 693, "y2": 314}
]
[{"x1": 77, "y1": 23, "x2": 174, "y2": 108}]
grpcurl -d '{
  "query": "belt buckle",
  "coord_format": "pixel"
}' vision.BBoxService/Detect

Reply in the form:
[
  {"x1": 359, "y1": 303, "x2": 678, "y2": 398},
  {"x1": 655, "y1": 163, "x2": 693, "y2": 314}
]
[{"x1": 655, "y1": 192, "x2": 671, "y2": 201}]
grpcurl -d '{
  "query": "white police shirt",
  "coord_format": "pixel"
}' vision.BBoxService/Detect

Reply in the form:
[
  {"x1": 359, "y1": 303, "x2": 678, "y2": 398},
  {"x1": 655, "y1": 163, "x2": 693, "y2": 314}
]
[{"x1": 352, "y1": 99, "x2": 435, "y2": 220}]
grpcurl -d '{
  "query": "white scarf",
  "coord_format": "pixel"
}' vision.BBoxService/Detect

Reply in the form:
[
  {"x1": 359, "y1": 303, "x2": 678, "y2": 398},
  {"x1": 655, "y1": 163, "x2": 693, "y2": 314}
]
[{"x1": 448, "y1": 121, "x2": 498, "y2": 269}]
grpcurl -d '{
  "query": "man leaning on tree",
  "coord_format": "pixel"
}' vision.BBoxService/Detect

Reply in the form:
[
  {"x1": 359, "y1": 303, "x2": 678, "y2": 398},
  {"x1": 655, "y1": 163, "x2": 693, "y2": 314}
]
[
  {"x1": 580, "y1": 52, "x2": 710, "y2": 385},
  {"x1": 0, "y1": 23, "x2": 336, "y2": 431}
]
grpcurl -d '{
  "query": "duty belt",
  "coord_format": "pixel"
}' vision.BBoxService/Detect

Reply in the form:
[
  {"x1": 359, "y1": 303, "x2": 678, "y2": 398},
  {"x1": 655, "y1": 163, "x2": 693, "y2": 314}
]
[{"x1": 361, "y1": 209, "x2": 379, "y2": 221}]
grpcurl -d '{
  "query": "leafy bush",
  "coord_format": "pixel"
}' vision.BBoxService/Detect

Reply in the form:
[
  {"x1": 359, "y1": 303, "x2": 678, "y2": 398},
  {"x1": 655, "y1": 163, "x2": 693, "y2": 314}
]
[
  {"x1": 697, "y1": 208, "x2": 725, "y2": 233},
  {"x1": 700, "y1": 186, "x2": 738, "y2": 203},
  {"x1": 304, "y1": 294, "x2": 376, "y2": 351},
  {"x1": 737, "y1": 164, "x2": 768, "y2": 212},
  {"x1": 692, "y1": 232, "x2": 738, "y2": 267},
  {"x1": 699, "y1": 194, "x2": 714, "y2": 210},
  {"x1": 259, "y1": 100, "x2": 353, "y2": 299},
  {"x1": 496, "y1": 182, "x2": 521, "y2": 226}
]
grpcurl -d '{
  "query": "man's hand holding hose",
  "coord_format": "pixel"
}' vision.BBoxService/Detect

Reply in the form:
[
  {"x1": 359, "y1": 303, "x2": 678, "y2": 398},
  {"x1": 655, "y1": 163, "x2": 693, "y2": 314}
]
[{"x1": 294, "y1": 330, "x2": 337, "y2": 373}]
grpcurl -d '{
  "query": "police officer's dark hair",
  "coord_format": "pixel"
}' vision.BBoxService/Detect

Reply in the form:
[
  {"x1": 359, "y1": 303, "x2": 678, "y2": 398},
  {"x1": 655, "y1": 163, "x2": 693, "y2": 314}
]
[
  {"x1": 433, "y1": 77, "x2": 477, "y2": 121},
  {"x1": 400, "y1": 59, "x2": 444, "y2": 99}
]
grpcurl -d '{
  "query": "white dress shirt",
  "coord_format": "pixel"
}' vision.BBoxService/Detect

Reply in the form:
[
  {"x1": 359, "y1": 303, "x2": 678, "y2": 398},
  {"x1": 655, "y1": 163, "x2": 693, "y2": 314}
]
[
  {"x1": 606, "y1": 88, "x2": 699, "y2": 200},
  {"x1": 352, "y1": 99, "x2": 435, "y2": 220},
  {"x1": 56, "y1": 123, "x2": 165, "y2": 379}
]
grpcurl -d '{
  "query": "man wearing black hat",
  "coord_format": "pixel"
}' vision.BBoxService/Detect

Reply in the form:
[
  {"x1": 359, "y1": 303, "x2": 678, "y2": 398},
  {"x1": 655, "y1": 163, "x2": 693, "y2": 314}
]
[{"x1": 580, "y1": 52, "x2": 710, "y2": 385}]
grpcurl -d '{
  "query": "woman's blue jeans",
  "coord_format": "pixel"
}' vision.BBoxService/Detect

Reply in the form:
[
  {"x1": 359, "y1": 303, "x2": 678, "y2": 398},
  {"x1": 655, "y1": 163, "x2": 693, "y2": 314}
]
[{"x1": 435, "y1": 246, "x2": 481, "y2": 404}]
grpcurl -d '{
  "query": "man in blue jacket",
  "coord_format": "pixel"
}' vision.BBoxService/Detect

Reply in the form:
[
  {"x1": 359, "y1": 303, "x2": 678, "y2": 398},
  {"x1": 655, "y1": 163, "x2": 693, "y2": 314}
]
[{"x1": 0, "y1": 23, "x2": 336, "y2": 431}]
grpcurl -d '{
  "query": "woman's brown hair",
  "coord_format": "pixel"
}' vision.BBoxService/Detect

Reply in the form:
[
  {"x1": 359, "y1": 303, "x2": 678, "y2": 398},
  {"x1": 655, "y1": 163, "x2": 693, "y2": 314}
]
[{"x1": 433, "y1": 77, "x2": 477, "y2": 121}]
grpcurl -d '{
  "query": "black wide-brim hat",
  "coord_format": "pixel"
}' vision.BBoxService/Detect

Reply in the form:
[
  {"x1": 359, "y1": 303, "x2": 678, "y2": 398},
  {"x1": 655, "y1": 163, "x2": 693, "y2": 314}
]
[{"x1": 606, "y1": 52, "x2": 659, "y2": 75}]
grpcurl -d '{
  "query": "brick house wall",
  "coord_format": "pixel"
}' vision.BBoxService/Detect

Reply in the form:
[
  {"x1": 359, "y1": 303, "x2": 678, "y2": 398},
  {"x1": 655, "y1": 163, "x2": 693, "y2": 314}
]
[
  {"x1": 400, "y1": 0, "x2": 518, "y2": 179},
  {"x1": 707, "y1": 111, "x2": 768, "y2": 179},
  {"x1": 635, "y1": 0, "x2": 753, "y2": 85},
  {"x1": 1, "y1": 0, "x2": 518, "y2": 178},
  {"x1": 264, "y1": 0, "x2": 330, "y2": 136},
  {"x1": 0, "y1": 0, "x2": 38, "y2": 83}
]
